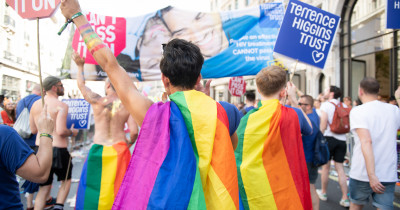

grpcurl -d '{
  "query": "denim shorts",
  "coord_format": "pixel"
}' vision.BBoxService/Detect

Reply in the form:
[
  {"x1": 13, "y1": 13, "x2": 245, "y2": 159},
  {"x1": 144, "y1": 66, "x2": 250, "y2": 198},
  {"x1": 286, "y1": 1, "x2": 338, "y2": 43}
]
[{"x1": 349, "y1": 178, "x2": 395, "y2": 210}]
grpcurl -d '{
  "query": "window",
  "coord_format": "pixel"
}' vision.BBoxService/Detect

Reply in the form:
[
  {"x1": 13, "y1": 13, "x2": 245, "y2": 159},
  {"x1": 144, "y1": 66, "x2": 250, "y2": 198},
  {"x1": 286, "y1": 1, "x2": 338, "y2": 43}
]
[
  {"x1": 235, "y1": 0, "x2": 238, "y2": 9},
  {"x1": 246, "y1": 0, "x2": 250, "y2": 6}
]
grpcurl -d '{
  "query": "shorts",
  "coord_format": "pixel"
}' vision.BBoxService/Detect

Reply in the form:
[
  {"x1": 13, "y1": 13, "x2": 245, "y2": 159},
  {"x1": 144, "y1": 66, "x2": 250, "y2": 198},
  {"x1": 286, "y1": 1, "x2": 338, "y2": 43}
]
[
  {"x1": 306, "y1": 162, "x2": 318, "y2": 184},
  {"x1": 326, "y1": 136, "x2": 346, "y2": 163},
  {"x1": 349, "y1": 178, "x2": 395, "y2": 210},
  {"x1": 40, "y1": 147, "x2": 73, "y2": 186}
]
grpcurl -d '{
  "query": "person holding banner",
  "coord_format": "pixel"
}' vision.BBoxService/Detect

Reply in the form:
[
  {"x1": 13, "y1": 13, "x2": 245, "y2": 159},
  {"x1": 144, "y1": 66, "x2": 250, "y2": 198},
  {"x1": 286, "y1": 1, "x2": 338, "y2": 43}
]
[
  {"x1": 235, "y1": 66, "x2": 312, "y2": 210},
  {"x1": 71, "y1": 52, "x2": 138, "y2": 209},
  {"x1": 30, "y1": 76, "x2": 78, "y2": 210},
  {"x1": 61, "y1": 0, "x2": 240, "y2": 208}
]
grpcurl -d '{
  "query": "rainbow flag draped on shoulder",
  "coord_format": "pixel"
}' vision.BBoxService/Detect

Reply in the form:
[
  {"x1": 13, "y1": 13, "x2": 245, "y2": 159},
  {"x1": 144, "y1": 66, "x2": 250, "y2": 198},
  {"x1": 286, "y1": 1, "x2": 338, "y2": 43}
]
[
  {"x1": 76, "y1": 141, "x2": 131, "y2": 210},
  {"x1": 235, "y1": 99, "x2": 312, "y2": 210},
  {"x1": 113, "y1": 90, "x2": 239, "y2": 209}
]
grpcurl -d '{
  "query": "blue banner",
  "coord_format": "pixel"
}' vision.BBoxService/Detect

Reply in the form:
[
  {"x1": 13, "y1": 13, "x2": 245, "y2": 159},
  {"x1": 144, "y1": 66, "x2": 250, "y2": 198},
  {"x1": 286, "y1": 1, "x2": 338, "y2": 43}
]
[
  {"x1": 387, "y1": 0, "x2": 400, "y2": 29},
  {"x1": 62, "y1": 99, "x2": 91, "y2": 130},
  {"x1": 67, "y1": 3, "x2": 284, "y2": 81},
  {"x1": 273, "y1": 0, "x2": 340, "y2": 69}
]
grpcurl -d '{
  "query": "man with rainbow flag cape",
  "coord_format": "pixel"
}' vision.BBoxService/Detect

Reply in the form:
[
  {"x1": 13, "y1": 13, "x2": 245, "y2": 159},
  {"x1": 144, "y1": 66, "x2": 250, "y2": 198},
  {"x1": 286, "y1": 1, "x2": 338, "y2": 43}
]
[
  {"x1": 61, "y1": 1, "x2": 240, "y2": 208},
  {"x1": 71, "y1": 52, "x2": 139, "y2": 209},
  {"x1": 235, "y1": 66, "x2": 313, "y2": 210}
]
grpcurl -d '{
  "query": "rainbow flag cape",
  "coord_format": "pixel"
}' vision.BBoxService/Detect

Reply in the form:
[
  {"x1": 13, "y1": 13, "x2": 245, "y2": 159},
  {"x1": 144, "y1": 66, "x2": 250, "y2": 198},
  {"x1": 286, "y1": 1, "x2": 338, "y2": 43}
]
[
  {"x1": 113, "y1": 90, "x2": 239, "y2": 209},
  {"x1": 76, "y1": 141, "x2": 131, "y2": 210},
  {"x1": 235, "y1": 99, "x2": 312, "y2": 210}
]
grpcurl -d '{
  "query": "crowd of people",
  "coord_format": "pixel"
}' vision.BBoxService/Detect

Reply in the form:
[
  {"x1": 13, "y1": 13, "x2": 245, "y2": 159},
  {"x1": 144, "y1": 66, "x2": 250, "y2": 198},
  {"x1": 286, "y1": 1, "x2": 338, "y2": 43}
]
[{"x1": 1, "y1": 0, "x2": 400, "y2": 209}]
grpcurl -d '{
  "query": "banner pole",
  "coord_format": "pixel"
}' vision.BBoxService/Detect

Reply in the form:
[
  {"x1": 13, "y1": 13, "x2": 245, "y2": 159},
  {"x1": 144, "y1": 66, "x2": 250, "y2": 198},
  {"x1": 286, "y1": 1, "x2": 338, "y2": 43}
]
[{"x1": 37, "y1": 18, "x2": 44, "y2": 106}]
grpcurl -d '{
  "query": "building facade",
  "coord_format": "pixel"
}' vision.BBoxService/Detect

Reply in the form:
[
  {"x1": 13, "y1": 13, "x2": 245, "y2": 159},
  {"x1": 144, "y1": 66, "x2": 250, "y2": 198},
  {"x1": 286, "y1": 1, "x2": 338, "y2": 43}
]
[{"x1": 0, "y1": 0, "x2": 68, "y2": 100}]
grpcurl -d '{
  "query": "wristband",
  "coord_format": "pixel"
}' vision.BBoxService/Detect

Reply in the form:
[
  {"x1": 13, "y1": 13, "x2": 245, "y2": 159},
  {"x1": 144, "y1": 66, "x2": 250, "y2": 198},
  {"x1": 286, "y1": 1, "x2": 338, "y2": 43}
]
[
  {"x1": 40, "y1": 133, "x2": 53, "y2": 141},
  {"x1": 58, "y1": 12, "x2": 83, "y2": 35}
]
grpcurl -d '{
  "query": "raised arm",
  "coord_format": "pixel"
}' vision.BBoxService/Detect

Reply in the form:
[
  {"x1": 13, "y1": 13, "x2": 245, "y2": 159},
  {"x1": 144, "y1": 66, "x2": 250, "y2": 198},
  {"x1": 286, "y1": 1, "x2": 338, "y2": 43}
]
[
  {"x1": 61, "y1": 0, "x2": 153, "y2": 126},
  {"x1": 72, "y1": 52, "x2": 102, "y2": 104}
]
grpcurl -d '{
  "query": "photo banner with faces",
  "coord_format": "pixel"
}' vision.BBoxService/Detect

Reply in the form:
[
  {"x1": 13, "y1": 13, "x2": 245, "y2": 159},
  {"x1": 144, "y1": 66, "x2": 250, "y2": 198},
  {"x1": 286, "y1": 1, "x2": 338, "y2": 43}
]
[
  {"x1": 274, "y1": 0, "x2": 340, "y2": 69},
  {"x1": 62, "y1": 99, "x2": 91, "y2": 130},
  {"x1": 65, "y1": 3, "x2": 284, "y2": 81}
]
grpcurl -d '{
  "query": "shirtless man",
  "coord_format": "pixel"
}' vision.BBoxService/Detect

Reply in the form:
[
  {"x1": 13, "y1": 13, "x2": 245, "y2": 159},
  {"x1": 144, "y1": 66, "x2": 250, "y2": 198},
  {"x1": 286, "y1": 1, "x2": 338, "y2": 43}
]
[
  {"x1": 30, "y1": 76, "x2": 78, "y2": 210},
  {"x1": 72, "y1": 52, "x2": 138, "y2": 209}
]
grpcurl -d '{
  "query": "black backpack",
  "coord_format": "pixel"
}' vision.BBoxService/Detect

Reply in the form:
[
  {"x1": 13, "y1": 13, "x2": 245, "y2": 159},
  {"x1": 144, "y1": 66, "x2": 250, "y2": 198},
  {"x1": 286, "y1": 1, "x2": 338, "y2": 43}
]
[{"x1": 312, "y1": 129, "x2": 330, "y2": 167}]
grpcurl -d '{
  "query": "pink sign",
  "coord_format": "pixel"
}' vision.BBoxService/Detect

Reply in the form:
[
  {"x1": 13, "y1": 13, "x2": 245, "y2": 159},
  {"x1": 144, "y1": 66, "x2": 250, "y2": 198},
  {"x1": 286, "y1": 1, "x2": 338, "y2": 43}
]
[
  {"x1": 72, "y1": 12, "x2": 126, "y2": 64},
  {"x1": 6, "y1": 0, "x2": 61, "y2": 19},
  {"x1": 229, "y1": 76, "x2": 246, "y2": 97}
]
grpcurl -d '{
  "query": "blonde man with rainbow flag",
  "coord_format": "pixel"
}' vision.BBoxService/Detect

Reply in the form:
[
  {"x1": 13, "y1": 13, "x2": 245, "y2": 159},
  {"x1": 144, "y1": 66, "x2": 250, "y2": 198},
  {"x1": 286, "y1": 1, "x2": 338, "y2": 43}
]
[
  {"x1": 235, "y1": 66, "x2": 312, "y2": 210},
  {"x1": 61, "y1": 0, "x2": 240, "y2": 209}
]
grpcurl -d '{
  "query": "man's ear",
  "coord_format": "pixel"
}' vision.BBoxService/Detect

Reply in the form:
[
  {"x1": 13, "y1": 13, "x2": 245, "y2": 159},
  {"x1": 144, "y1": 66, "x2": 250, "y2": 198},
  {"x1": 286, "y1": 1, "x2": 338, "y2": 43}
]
[
  {"x1": 136, "y1": 36, "x2": 143, "y2": 51},
  {"x1": 196, "y1": 74, "x2": 202, "y2": 86},
  {"x1": 161, "y1": 74, "x2": 171, "y2": 93}
]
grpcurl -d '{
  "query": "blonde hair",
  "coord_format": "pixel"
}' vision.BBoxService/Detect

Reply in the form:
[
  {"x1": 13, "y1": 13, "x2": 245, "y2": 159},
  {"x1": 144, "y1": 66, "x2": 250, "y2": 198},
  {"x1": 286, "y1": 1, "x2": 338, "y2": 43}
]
[{"x1": 256, "y1": 66, "x2": 287, "y2": 96}]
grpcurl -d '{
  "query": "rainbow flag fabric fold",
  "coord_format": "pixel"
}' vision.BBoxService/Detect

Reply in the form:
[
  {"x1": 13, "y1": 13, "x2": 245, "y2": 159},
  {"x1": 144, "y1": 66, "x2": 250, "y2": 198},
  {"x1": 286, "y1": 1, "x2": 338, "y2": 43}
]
[
  {"x1": 113, "y1": 90, "x2": 239, "y2": 209},
  {"x1": 76, "y1": 141, "x2": 131, "y2": 210},
  {"x1": 235, "y1": 99, "x2": 312, "y2": 210}
]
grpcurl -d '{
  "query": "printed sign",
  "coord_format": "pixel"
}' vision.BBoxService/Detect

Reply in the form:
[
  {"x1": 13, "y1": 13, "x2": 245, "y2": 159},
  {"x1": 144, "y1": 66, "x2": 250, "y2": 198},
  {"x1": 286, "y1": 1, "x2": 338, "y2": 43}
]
[
  {"x1": 62, "y1": 99, "x2": 91, "y2": 129},
  {"x1": 6, "y1": 0, "x2": 61, "y2": 19},
  {"x1": 64, "y1": 3, "x2": 284, "y2": 81},
  {"x1": 273, "y1": 0, "x2": 340, "y2": 69},
  {"x1": 73, "y1": 12, "x2": 126, "y2": 67},
  {"x1": 229, "y1": 76, "x2": 247, "y2": 97},
  {"x1": 387, "y1": 0, "x2": 400, "y2": 28}
]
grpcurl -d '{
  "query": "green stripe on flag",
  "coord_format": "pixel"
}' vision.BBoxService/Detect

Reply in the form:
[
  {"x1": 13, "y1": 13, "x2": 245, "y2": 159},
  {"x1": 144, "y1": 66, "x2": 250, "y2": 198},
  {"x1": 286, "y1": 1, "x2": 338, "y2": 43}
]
[
  {"x1": 235, "y1": 108, "x2": 258, "y2": 210},
  {"x1": 84, "y1": 145, "x2": 103, "y2": 209}
]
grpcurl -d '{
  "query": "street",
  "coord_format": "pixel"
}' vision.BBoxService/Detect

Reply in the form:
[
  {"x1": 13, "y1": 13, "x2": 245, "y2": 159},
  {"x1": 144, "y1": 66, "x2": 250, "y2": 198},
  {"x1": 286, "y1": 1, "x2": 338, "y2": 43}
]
[{"x1": 19, "y1": 145, "x2": 400, "y2": 210}]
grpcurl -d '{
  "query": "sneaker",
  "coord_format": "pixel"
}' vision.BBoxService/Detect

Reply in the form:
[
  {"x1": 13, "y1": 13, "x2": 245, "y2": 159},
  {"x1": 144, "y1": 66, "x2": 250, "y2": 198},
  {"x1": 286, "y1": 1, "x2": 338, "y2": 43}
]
[
  {"x1": 340, "y1": 199, "x2": 350, "y2": 207},
  {"x1": 316, "y1": 189, "x2": 327, "y2": 201},
  {"x1": 44, "y1": 197, "x2": 56, "y2": 209}
]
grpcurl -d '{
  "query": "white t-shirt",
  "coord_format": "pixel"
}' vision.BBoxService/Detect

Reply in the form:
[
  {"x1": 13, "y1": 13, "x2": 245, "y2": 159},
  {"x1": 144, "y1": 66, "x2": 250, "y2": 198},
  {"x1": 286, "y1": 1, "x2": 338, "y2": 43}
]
[
  {"x1": 320, "y1": 99, "x2": 348, "y2": 141},
  {"x1": 349, "y1": 100, "x2": 400, "y2": 182}
]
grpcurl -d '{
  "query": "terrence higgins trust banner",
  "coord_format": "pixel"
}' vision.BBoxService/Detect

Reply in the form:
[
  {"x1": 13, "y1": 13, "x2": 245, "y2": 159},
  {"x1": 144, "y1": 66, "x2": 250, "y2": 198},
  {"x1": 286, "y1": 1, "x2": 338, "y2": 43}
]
[
  {"x1": 66, "y1": 3, "x2": 284, "y2": 81},
  {"x1": 274, "y1": 0, "x2": 340, "y2": 69}
]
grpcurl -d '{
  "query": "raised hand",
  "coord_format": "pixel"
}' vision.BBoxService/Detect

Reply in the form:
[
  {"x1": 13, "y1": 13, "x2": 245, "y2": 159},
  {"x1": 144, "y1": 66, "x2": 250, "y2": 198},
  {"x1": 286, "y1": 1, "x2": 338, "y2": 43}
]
[
  {"x1": 60, "y1": 0, "x2": 82, "y2": 20},
  {"x1": 72, "y1": 51, "x2": 85, "y2": 68}
]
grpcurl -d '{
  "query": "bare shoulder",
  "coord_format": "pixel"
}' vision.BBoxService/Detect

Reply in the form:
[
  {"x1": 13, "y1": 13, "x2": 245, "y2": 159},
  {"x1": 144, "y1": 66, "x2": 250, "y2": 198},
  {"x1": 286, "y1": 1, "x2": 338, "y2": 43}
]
[{"x1": 30, "y1": 100, "x2": 41, "y2": 114}]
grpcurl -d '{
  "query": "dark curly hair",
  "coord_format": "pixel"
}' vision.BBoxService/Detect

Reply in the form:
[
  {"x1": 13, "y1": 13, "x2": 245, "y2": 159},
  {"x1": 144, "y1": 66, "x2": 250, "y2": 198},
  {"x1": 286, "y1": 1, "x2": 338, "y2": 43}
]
[{"x1": 160, "y1": 39, "x2": 204, "y2": 89}]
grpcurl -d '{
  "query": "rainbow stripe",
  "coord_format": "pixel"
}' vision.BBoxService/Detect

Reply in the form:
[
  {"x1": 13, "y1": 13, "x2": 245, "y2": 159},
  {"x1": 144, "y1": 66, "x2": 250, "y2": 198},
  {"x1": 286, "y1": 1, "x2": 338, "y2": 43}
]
[
  {"x1": 235, "y1": 99, "x2": 312, "y2": 210},
  {"x1": 113, "y1": 90, "x2": 239, "y2": 209},
  {"x1": 76, "y1": 141, "x2": 131, "y2": 210}
]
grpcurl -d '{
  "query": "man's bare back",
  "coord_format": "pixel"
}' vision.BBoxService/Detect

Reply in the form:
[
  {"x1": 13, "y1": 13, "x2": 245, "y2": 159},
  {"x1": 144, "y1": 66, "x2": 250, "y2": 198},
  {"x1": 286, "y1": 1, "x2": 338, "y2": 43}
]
[
  {"x1": 90, "y1": 94, "x2": 133, "y2": 145},
  {"x1": 30, "y1": 88, "x2": 73, "y2": 148}
]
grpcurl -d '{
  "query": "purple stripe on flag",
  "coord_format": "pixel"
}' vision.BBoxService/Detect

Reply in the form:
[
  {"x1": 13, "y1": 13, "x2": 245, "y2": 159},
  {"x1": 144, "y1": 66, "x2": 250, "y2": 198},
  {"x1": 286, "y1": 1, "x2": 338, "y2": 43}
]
[{"x1": 112, "y1": 102, "x2": 171, "y2": 209}]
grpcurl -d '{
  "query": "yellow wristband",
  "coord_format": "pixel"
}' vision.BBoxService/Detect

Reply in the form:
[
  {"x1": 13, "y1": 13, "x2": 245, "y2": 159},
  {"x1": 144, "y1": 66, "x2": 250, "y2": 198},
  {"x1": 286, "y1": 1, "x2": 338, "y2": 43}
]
[{"x1": 40, "y1": 133, "x2": 53, "y2": 141}]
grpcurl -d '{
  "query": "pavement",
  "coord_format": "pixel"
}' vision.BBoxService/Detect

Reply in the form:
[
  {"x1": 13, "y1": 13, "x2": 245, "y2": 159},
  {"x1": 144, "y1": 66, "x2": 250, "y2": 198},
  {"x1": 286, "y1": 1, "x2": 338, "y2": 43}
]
[{"x1": 18, "y1": 146, "x2": 400, "y2": 210}]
